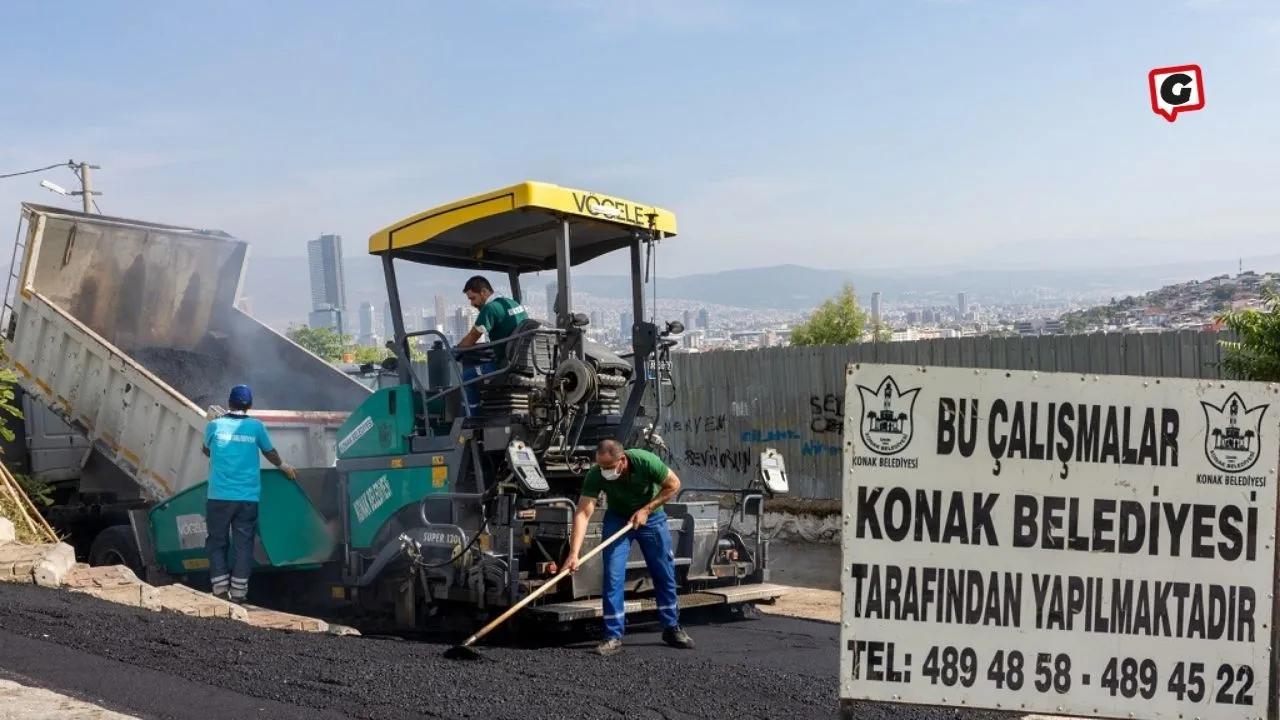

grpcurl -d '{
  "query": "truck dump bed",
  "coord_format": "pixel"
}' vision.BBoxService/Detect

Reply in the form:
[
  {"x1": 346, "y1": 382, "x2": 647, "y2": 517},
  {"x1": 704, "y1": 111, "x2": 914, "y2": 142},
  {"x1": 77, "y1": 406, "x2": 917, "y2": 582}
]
[{"x1": 1, "y1": 203, "x2": 372, "y2": 502}]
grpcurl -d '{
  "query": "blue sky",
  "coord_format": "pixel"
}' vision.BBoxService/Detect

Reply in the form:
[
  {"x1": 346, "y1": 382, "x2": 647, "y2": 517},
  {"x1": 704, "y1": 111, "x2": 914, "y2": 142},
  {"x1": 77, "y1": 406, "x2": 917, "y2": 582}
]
[{"x1": 0, "y1": 0, "x2": 1277, "y2": 276}]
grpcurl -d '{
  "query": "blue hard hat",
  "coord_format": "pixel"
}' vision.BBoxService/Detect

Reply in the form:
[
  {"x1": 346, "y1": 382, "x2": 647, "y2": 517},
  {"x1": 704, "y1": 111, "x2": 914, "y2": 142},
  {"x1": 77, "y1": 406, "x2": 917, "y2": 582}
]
[{"x1": 228, "y1": 384, "x2": 253, "y2": 408}]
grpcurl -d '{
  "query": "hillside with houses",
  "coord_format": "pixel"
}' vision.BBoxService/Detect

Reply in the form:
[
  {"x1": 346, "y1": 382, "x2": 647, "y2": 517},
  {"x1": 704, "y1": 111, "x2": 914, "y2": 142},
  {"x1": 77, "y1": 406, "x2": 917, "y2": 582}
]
[{"x1": 1058, "y1": 270, "x2": 1280, "y2": 333}]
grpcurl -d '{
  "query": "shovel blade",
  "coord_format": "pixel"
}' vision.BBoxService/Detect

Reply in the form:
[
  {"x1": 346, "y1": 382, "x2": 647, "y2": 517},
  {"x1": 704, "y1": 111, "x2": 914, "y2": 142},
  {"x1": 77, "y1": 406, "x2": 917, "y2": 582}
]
[{"x1": 443, "y1": 644, "x2": 485, "y2": 661}]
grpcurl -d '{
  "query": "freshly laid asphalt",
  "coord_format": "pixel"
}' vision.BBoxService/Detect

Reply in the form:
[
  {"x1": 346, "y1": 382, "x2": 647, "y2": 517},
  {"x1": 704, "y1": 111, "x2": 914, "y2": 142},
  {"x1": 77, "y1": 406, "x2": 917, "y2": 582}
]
[{"x1": 0, "y1": 581, "x2": 1014, "y2": 720}]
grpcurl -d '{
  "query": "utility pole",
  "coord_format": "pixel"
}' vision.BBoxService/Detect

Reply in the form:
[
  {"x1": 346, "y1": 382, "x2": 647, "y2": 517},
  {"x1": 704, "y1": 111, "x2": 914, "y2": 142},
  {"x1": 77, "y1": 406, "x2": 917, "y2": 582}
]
[{"x1": 71, "y1": 160, "x2": 101, "y2": 213}]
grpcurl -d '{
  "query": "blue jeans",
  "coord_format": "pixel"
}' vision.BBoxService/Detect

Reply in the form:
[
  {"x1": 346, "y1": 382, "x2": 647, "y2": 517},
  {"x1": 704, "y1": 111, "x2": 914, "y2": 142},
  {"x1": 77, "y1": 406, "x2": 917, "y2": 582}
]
[
  {"x1": 461, "y1": 362, "x2": 495, "y2": 415},
  {"x1": 601, "y1": 509, "x2": 680, "y2": 640},
  {"x1": 206, "y1": 499, "x2": 258, "y2": 600}
]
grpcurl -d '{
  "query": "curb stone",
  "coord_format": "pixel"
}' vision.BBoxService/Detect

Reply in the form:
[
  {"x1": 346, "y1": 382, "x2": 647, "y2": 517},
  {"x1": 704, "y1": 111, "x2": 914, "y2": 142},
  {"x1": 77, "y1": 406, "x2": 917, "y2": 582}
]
[
  {"x1": 66, "y1": 564, "x2": 163, "y2": 609},
  {"x1": 0, "y1": 543, "x2": 52, "y2": 583},
  {"x1": 33, "y1": 542, "x2": 76, "y2": 588},
  {"x1": 3, "y1": 541, "x2": 358, "y2": 637},
  {"x1": 238, "y1": 603, "x2": 321, "y2": 630}
]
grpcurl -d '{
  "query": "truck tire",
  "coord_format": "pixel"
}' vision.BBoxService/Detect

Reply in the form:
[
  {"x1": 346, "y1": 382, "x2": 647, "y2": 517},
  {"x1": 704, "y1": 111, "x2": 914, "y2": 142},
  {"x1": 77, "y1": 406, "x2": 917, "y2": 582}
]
[{"x1": 88, "y1": 525, "x2": 144, "y2": 579}]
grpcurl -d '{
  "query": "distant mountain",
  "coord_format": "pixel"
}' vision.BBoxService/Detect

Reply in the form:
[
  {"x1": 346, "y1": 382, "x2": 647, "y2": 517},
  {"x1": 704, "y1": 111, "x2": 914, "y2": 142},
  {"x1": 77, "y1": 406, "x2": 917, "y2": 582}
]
[
  {"x1": 12, "y1": 249, "x2": 1280, "y2": 331},
  {"x1": 535, "y1": 258, "x2": 1280, "y2": 310},
  {"x1": 220, "y1": 254, "x2": 1280, "y2": 328}
]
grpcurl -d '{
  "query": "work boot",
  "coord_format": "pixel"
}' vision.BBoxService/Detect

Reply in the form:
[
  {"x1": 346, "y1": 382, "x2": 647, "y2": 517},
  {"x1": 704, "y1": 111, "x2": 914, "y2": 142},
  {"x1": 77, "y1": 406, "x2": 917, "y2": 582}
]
[
  {"x1": 595, "y1": 637, "x2": 623, "y2": 656},
  {"x1": 663, "y1": 626, "x2": 694, "y2": 649}
]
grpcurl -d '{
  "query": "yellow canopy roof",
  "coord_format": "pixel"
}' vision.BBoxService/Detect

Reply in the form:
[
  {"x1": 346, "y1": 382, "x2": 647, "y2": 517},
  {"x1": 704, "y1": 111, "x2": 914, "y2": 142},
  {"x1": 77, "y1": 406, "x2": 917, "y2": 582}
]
[{"x1": 367, "y1": 181, "x2": 678, "y2": 273}]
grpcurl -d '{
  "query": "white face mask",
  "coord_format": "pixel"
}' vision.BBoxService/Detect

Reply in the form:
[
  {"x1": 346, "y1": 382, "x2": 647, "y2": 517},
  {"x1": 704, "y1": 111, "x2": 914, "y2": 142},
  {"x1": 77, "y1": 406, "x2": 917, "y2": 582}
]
[{"x1": 601, "y1": 467, "x2": 620, "y2": 481}]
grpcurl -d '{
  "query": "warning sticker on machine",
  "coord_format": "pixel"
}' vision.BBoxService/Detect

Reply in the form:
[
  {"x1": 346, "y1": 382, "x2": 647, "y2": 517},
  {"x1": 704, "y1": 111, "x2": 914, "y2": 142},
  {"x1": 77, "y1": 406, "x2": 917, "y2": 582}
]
[
  {"x1": 838, "y1": 364, "x2": 1277, "y2": 720},
  {"x1": 338, "y1": 416, "x2": 374, "y2": 454}
]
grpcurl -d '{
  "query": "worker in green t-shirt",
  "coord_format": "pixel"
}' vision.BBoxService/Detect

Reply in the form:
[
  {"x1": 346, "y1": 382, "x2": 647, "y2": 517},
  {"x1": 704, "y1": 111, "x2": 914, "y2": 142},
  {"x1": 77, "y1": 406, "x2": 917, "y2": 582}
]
[
  {"x1": 565, "y1": 438, "x2": 695, "y2": 656},
  {"x1": 458, "y1": 275, "x2": 529, "y2": 349},
  {"x1": 456, "y1": 275, "x2": 529, "y2": 414}
]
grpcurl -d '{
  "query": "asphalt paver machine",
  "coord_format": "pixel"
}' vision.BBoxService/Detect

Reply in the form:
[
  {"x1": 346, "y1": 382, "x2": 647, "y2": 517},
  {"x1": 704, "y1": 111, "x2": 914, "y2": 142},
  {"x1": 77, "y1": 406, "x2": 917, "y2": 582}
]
[{"x1": 141, "y1": 181, "x2": 792, "y2": 633}]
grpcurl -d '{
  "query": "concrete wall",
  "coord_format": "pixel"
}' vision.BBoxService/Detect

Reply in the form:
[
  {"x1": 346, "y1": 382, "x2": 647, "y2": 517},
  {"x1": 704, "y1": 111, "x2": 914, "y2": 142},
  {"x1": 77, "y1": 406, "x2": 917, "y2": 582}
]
[{"x1": 657, "y1": 329, "x2": 1230, "y2": 500}]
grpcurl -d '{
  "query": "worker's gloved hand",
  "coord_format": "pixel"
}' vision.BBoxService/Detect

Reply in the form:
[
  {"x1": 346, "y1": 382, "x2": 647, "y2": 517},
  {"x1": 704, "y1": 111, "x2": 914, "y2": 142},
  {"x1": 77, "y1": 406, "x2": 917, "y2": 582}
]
[{"x1": 279, "y1": 463, "x2": 298, "y2": 481}]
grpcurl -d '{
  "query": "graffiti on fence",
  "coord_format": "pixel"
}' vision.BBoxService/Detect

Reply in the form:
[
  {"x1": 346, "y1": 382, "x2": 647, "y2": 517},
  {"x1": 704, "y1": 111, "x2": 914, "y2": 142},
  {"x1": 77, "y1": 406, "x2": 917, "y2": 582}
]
[
  {"x1": 663, "y1": 414, "x2": 727, "y2": 435},
  {"x1": 809, "y1": 393, "x2": 844, "y2": 434},
  {"x1": 740, "y1": 428, "x2": 802, "y2": 443},
  {"x1": 683, "y1": 446, "x2": 754, "y2": 473},
  {"x1": 801, "y1": 441, "x2": 841, "y2": 457},
  {"x1": 654, "y1": 328, "x2": 1228, "y2": 499}
]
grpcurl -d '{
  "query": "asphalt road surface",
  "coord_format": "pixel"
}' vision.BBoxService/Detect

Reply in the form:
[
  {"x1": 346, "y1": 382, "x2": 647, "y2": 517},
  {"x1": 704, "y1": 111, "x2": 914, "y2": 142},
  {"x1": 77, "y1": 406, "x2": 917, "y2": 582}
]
[{"x1": 0, "y1": 581, "x2": 1013, "y2": 720}]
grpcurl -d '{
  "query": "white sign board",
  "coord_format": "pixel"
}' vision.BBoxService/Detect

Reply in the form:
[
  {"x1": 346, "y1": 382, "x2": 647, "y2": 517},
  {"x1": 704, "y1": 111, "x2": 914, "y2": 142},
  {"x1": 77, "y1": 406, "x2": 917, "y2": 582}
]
[{"x1": 839, "y1": 364, "x2": 1278, "y2": 720}]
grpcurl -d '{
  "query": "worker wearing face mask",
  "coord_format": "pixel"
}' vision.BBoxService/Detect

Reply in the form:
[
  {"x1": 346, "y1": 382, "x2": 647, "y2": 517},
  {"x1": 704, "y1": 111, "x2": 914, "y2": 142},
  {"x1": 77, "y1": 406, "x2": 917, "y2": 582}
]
[{"x1": 565, "y1": 438, "x2": 694, "y2": 656}]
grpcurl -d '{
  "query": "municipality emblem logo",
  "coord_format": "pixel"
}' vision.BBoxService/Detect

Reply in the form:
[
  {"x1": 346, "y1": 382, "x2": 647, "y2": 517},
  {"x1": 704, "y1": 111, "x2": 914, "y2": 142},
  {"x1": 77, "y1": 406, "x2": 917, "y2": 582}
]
[
  {"x1": 856, "y1": 375, "x2": 920, "y2": 456},
  {"x1": 1201, "y1": 392, "x2": 1269, "y2": 473}
]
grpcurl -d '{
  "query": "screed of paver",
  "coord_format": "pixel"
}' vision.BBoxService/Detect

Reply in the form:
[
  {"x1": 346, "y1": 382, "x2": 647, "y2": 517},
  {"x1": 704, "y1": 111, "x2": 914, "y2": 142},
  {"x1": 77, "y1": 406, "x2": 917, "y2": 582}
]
[{"x1": 0, "y1": 678, "x2": 140, "y2": 720}]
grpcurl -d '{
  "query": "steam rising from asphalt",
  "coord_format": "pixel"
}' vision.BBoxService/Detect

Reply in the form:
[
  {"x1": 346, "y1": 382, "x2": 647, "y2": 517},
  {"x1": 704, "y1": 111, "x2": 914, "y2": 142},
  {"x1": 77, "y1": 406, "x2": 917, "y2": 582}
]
[{"x1": 132, "y1": 303, "x2": 374, "y2": 413}]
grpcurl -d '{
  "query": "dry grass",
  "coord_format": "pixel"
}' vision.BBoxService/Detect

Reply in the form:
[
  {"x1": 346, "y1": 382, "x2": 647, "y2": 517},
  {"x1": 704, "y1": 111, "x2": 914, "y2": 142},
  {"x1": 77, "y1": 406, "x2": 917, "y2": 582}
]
[
  {"x1": 0, "y1": 467, "x2": 58, "y2": 545},
  {"x1": 0, "y1": 488, "x2": 47, "y2": 544}
]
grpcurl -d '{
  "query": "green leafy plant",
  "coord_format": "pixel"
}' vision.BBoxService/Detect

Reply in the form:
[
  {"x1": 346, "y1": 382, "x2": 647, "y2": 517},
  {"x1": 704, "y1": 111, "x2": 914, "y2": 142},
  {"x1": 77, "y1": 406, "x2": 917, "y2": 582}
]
[
  {"x1": 285, "y1": 324, "x2": 425, "y2": 364},
  {"x1": 13, "y1": 472, "x2": 52, "y2": 507},
  {"x1": 0, "y1": 366, "x2": 22, "y2": 444},
  {"x1": 285, "y1": 325, "x2": 349, "y2": 361},
  {"x1": 1216, "y1": 284, "x2": 1280, "y2": 382},
  {"x1": 0, "y1": 346, "x2": 45, "y2": 541},
  {"x1": 789, "y1": 283, "x2": 870, "y2": 347}
]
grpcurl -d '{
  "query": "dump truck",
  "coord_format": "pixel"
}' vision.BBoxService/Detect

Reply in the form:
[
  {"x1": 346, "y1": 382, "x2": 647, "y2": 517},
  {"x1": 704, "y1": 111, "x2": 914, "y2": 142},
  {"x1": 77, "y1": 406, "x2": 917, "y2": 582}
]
[{"x1": 0, "y1": 202, "x2": 373, "y2": 567}]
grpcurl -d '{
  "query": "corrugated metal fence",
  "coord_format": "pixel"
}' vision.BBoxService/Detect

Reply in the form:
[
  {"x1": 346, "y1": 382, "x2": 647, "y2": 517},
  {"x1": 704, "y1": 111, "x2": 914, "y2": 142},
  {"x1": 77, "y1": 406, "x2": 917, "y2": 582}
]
[{"x1": 654, "y1": 329, "x2": 1230, "y2": 499}]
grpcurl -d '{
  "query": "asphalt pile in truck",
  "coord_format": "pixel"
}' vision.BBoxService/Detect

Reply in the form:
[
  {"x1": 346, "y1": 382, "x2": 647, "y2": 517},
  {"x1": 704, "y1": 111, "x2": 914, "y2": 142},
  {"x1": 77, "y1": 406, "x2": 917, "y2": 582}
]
[
  {"x1": 0, "y1": 581, "x2": 1012, "y2": 720},
  {"x1": 132, "y1": 347, "x2": 233, "y2": 409},
  {"x1": 132, "y1": 346, "x2": 300, "y2": 411}
]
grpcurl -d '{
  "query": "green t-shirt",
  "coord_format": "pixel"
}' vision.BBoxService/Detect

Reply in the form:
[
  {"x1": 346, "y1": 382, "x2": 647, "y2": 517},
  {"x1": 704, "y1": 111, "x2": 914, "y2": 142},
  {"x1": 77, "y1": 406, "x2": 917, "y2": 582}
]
[
  {"x1": 580, "y1": 448, "x2": 671, "y2": 517},
  {"x1": 475, "y1": 296, "x2": 529, "y2": 344}
]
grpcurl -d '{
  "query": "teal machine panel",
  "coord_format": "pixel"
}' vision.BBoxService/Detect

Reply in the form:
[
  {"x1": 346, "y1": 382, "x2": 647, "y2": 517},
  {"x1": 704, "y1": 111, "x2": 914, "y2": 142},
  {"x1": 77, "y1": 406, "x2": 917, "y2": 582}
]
[{"x1": 148, "y1": 469, "x2": 336, "y2": 575}]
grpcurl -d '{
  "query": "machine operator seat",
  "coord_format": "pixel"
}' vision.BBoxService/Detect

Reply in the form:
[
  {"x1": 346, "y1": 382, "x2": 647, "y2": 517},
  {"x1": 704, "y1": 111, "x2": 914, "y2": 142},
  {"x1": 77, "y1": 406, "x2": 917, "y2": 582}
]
[{"x1": 478, "y1": 317, "x2": 553, "y2": 390}]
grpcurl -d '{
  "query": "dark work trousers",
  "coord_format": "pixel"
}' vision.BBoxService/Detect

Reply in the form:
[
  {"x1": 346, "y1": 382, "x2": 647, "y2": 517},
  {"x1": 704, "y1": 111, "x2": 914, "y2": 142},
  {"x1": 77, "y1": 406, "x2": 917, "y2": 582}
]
[{"x1": 205, "y1": 499, "x2": 259, "y2": 601}]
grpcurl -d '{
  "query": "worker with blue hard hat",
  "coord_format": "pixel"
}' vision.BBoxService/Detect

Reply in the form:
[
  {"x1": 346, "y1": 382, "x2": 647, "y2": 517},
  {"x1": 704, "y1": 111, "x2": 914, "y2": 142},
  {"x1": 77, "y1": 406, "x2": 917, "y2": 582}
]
[{"x1": 201, "y1": 384, "x2": 296, "y2": 602}]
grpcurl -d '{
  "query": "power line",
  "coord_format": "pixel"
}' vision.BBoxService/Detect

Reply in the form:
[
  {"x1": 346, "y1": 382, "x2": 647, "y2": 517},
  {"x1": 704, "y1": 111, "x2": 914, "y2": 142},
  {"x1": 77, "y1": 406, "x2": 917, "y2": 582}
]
[
  {"x1": 0, "y1": 159, "x2": 102, "y2": 214},
  {"x1": 0, "y1": 161, "x2": 73, "y2": 181}
]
